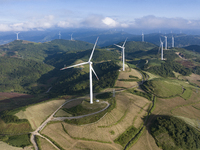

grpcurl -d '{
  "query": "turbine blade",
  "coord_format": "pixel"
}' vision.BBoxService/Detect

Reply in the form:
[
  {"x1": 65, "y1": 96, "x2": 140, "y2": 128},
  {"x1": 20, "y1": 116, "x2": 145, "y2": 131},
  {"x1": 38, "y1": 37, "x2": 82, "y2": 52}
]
[
  {"x1": 122, "y1": 38, "x2": 127, "y2": 47},
  {"x1": 91, "y1": 66, "x2": 99, "y2": 80},
  {"x1": 88, "y1": 37, "x2": 99, "y2": 62},
  {"x1": 60, "y1": 62, "x2": 89, "y2": 70},
  {"x1": 114, "y1": 44, "x2": 123, "y2": 49}
]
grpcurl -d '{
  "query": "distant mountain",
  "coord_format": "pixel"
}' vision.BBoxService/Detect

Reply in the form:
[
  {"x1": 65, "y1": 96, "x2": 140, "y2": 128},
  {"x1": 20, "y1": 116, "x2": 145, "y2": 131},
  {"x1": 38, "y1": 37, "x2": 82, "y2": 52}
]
[
  {"x1": 184, "y1": 45, "x2": 200, "y2": 53},
  {"x1": 0, "y1": 39, "x2": 95, "y2": 62},
  {"x1": 129, "y1": 33, "x2": 200, "y2": 48},
  {"x1": 1, "y1": 30, "x2": 200, "y2": 48}
]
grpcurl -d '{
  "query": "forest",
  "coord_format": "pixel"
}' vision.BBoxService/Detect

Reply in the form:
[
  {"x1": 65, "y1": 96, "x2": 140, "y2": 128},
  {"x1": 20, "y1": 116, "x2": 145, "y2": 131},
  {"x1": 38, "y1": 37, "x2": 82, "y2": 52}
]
[{"x1": 151, "y1": 115, "x2": 200, "y2": 150}]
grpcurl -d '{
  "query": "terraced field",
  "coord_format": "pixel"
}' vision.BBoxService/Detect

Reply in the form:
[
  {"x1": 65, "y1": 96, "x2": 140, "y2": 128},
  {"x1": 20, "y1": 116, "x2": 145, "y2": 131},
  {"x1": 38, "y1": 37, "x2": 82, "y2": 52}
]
[{"x1": 15, "y1": 99, "x2": 66, "y2": 129}]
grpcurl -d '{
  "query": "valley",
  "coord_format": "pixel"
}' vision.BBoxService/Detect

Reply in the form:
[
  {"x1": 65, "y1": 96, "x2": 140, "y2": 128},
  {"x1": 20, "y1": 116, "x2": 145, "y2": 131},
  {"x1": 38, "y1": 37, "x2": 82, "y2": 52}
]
[{"x1": 0, "y1": 37, "x2": 200, "y2": 150}]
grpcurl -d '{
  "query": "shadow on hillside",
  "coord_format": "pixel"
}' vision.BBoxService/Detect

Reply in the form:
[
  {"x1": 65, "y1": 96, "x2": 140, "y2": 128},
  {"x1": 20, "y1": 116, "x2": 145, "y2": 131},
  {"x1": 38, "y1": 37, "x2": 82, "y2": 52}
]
[
  {"x1": 0, "y1": 94, "x2": 48, "y2": 112},
  {"x1": 142, "y1": 114, "x2": 170, "y2": 135}
]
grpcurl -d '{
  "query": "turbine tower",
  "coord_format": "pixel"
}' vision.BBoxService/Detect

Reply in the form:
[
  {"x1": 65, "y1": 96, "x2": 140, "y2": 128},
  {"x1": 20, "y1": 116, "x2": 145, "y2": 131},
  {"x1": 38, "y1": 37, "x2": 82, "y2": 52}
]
[
  {"x1": 70, "y1": 33, "x2": 73, "y2": 41},
  {"x1": 164, "y1": 36, "x2": 167, "y2": 50},
  {"x1": 58, "y1": 32, "x2": 61, "y2": 39},
  {"x1": 60, "y1": 37, "x2": 99, "y2": 104},
  {"x1": 15, "y1": 32, "x2": 20, "y2": 40},
  {"x1": 160, "y1": 38, "x2": 164, "y2": 60},
  {"x1": 172, "y1": 36, "x2": 174, "y2": 48},
  {"x1": 142, "y1": 32, "x2": 144, "y2": 42},
  {"x1": 114, "y1": 38, "x2": 127, "y2": 71}
]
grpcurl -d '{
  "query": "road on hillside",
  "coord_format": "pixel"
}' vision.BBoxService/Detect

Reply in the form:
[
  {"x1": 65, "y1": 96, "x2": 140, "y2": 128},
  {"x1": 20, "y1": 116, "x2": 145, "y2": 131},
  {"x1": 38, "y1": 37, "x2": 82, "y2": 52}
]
[
  {"x1": 30, "y1": 97, "x2": 109, "y2": 150},
  {"x1": 30, "y1": 68, "x2": 145, "y2": 150}
]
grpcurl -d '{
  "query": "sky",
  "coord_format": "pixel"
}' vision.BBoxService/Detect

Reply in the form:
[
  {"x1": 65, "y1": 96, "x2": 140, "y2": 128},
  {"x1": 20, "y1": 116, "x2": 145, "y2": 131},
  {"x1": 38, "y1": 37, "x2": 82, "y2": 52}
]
[{"x1": 0, "y1": 0, "x2": 200, "y2": 32}]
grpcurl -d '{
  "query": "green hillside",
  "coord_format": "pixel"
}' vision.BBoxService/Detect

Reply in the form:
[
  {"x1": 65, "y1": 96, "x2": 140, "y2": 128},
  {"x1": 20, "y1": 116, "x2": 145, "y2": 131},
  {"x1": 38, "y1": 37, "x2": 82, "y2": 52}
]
[
  {"x1": 0, "y1": 39, "x2": 95, "y2": 62},
  {"x1": 49, "y1": 61, "x2": 120, "y2": 97},
  {"x1": 0, "y1": 57, "x2": 54, "y2": 93},
  {"x1": 151, "y1": 115, "x2": 200, "y2": 150}
]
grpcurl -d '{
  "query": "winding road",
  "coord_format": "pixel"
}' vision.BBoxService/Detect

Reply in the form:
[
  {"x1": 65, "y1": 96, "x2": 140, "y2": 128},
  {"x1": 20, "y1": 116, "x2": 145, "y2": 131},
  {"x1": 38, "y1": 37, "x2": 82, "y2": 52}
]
[
  {"x1": 30, "y1": 68, "x2": 145, "y2": 150},
  {"x1": 30, "y1": 98, "x2": 110, "y2": 150}
]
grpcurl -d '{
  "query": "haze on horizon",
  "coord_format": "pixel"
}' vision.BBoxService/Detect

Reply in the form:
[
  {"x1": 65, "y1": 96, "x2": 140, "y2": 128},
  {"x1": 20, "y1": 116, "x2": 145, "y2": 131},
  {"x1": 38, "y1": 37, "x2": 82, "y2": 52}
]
[{"x1": 0, "y1": 0, "x2": 200, "y2": 32}]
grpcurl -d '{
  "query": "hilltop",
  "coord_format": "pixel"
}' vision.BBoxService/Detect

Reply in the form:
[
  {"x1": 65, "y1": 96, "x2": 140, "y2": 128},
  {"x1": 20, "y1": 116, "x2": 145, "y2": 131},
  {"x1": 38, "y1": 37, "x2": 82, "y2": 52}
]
[{"x1": 1, "y1": 38, "x2": 200, "y2": 150}]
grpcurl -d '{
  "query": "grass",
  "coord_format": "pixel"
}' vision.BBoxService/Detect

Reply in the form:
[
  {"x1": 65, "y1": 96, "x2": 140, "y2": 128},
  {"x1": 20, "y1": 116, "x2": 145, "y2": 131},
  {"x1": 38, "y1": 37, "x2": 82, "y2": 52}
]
[
  {"x1": 128, "y1": 88, "x2": 153, "y2": 101},
  {"x1": 0, "y1": 134, "x2": 31, "y2": 148},
  {"x1": 141, "y1": 78, "x2": 183, "y2": 98},
  {"x1": 64, "y1": 97, "x2": 115, "y2": 125},
  {"x1": 0, "y1": 118, "x2": 32, "y2": 134},
  {"x1": 62, "y1": 100, "x2": 107, "y2": 116},
  {"x1": 114, "y1": 125, "x2": 138, "y2": 147},
  {"x1": 180, "y1": 87, "x2": 192, "y2": 100},
  {"x1": 15, "y1": 99, "x2": 66, "y2": 129}
]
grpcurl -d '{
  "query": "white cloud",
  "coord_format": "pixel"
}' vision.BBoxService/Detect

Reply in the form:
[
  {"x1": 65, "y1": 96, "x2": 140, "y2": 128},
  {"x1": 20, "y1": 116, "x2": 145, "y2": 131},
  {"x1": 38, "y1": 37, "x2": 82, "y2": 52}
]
[
  {"x1": 1, "y1": 15, "x2": 200, "y2": 32},
  {"x1": 130, "y1": 15, "x2": 200, "y2": 29},
  {"x1": 102, "y1": 17, "x2": 117, "y2": 27}
]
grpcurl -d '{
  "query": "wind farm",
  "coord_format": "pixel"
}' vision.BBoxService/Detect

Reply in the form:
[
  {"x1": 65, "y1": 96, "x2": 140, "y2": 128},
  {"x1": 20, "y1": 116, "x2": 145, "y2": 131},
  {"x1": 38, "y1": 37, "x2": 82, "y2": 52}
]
[{"x1": 1, "y1": 0, "x2": 200, "y2": 150}]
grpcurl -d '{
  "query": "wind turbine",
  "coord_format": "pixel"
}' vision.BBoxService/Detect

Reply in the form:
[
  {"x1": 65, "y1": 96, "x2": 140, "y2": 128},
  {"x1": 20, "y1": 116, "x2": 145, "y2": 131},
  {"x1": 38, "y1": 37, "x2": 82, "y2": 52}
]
[
  {"x1": 70, "y1": 33, "x2": 74, "y2": 41},
  {"x1": 172, "y1": 35, "x2": 174, "y2": 48},
  {"x1": 160, "y1": 38, "x2": 164, "y2": 60},
  {"x1": 114, "y1": 38, "x2": 127, "y2": 71},
  {"x1": 15, "y1": 32, "x2": 20, "y2": 40},
  {"x1": 60, "y1": 37, "x2": 99, "y2": 104},
  {"x1": 58, "y1": 32, "x2": 61, "y2": 39},
  {"x1": 142, "y1": 32, "x2": 144, "y2": 42},
  {"x1": 164, "y1": 36, "x2": 167, "y2": 50}
]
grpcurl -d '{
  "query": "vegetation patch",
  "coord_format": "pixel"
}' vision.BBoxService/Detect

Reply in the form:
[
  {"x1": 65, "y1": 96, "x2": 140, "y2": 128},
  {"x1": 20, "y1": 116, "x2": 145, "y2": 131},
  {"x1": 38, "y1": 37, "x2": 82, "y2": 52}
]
[
  {"x1": 62, "y1": 100, "x2": 107, "y2": 116},
  {"x1": 114, "y1": 125, "x2": 138, "y2": 147},
  {"x1": 0, "y1": 134, "x2": 31, "y2": 148},
  {"x1": 151, "y1": 115, "x2": 200, "y2": 150},
  {"x1": 128, "y1": 88, "x2": 154, "y2": 101},
  {"x1": 96, "y1": 92, "x2": 112, "y2": 99},
  {"x1": 180, "y1": 87, "x2": 192, "y2": 100},
  {"x1": 141, "y1": 78, "x2": 183, "y2": 98},
  {"x1": 64, "y1": 97, "x2": 115, "y2": 125}
]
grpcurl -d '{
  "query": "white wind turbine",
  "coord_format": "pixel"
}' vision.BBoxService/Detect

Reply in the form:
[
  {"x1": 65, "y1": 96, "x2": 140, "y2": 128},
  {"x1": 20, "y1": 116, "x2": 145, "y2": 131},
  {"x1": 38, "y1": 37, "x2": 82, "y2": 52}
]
[
  {"x1": 160, "y1": 38, "x2": 164, "y2": 60},
  {"x1": 142, "y1": 32, "x2": 144, "y2": 42},
  {"x1": 164, "y1": 36, "x2": 167, "y2": 50},
  {"x1": 15, "y1": 32, "x2": 20, "y2": 40},
  {"x1": 58, "y1": 32, "x2": 61, "y2": 39},
  {"x1": 114, "y1": 38, "x2": 127, "y2": 71},
  {"x1": 60, "y1": 37, "x2": 99, "y2": 104},
  {"x1": 172, "y1": 35, "x2": 174, "y2": 48},
  {"x1": 70, "y1": 33, "x2": 74, "y2": 41}
]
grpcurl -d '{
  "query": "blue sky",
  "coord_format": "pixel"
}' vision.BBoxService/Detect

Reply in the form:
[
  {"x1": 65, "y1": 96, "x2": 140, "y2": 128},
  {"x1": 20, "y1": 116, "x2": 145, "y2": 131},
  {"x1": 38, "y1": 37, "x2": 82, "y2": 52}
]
[{"x1": 0, "y1": 0, "x2": 199, "y2": 31}]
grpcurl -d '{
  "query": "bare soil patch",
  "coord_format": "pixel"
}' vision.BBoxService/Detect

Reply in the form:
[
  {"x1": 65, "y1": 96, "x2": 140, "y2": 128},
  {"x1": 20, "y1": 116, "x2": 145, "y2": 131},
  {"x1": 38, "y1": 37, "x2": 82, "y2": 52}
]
[
  {"x1": 41, "y1": 122, "x2": 76, "y2": 149},
  {"x1": 15, "y1": 99, "x2": 66, "y2": 129},
  {"x1": 115, "y1": 69, "x2": 142, "y2": 88},
  {"x1": 0, "y1": 92, "x2": 33, "y2": 101},
  {"x1": 38, "y1": 136, "x2": 56, "y2": 150}
]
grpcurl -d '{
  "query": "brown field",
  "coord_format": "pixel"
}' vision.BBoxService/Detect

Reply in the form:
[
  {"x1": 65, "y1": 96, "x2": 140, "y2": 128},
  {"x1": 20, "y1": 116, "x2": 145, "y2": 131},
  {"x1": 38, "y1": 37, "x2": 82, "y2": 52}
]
[
  {"x1": 178, "y1": 73, "x2": 200, "y2": 86},
  {"x1": 37, "y1": 136, "x2": 56, "y2": 150},
  {"x1": 0, "y1": 92, "x2": 34, "y2": 112},
  {"x1": 41, "y1": 91, "x2": 150, "y2": 150},
  {"x1": 0, "y1": 92, "x2": 33, "y2": 101},
  {"x1": 15, "y1": 99, "x2": 66, "y2": 129},
  {"x1": 41, "y1": 123, "x2": 77, "y2": 149},
  {"x1": 115, "y1": 68, "x2": 142, "y2": 88},
  {"x1": 132, "y1": 90, "x2": 200, "y2": 150},
  {"x1": 0, "y1": 141, "x2": 32, "y2": 150}
]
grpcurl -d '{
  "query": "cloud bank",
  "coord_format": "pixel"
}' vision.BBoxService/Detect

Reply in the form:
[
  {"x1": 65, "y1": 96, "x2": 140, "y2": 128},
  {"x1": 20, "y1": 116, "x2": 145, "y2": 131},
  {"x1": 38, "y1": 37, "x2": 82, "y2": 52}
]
[{"x1": 1, "y1": 15, "x2": 200, "y2": 32}]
